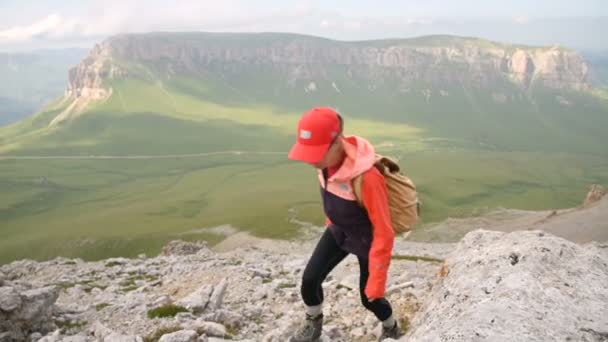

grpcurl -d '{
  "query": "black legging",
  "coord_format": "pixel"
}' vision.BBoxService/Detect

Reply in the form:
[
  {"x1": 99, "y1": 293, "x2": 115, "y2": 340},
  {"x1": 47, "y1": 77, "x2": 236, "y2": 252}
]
[{"x1": 300, "y1": 228, "x2": 393, "y2": 321}]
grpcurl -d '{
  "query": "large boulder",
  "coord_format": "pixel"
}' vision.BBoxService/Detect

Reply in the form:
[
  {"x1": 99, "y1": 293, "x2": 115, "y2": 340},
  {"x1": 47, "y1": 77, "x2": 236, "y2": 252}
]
[
  {"x1": 403, "y1": 229, "x2": 608, "y2": 342},
  {"x1": 0, "y1": 285, "x2": 60, "y2": 341}
]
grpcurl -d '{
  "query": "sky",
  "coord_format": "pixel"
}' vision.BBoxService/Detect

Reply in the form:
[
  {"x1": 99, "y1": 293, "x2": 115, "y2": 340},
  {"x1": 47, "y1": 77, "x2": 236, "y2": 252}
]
[{"x1": 0, "y1": 0, "x2": 607, "y2": 52}]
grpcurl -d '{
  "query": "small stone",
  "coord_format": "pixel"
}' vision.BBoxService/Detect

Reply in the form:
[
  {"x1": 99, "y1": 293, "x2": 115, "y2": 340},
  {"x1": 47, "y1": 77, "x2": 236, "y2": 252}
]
[
  {"x1": 0, "y1": 286, "x2": 22, "y2": 311},
  {"x1": 61, "y1": 334, "x2": 90, "y2": 342},
  {"x1": 177, "y1": 285, "x2": 213, "y2": 313},
  {"x1": 350, "y1": 327, "x2": 366, "y2": 338},
  {"x1": 248, "y1": 267, "x2": 271, "y2": 278},
  {"x1": 152, "y1": 295, "x2": 173, "y2": 308},
  {"x1": 29, "y1": 332, "x2": 44, "y2": 342},
  {"x1": 158, "y1": 330, "x2": 198, "y2": 342},
  {"x1": 105, "y1": 257, "x2": 130, "y2": 267},
  {"x1": 195, "y1": 321, "x2": 227, "y2": 337},
  {"x1": 208, "y1": 279, "x2": 227, "y2": 310},
  {"x1": 386, "y1": 281, "x2": 414, "y2": 295}
]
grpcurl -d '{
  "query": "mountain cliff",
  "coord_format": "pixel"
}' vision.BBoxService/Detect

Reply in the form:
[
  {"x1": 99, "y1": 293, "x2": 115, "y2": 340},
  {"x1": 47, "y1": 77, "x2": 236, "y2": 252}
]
[{"x1": 67, "y1": 33, "x2": 589, "y2": 100}]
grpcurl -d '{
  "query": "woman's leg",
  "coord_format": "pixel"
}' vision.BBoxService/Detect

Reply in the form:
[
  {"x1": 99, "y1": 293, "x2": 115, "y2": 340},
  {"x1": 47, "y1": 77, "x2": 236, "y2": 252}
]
[
  {"x1": 300, "y1": 229, "x2": 349, "y2": 309},
  {"x1": 290, "y1": 229, "x2": 349, "y2": 341},
  {"x1": 357, "y1": 255, "x2": 393, "y2": 322}
]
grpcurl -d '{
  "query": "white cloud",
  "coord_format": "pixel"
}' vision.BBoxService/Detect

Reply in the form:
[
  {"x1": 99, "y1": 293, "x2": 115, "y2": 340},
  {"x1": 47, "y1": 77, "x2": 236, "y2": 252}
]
[
  {"x1": 343, "y1": 21, "x2": 362, "y2": 30},
  {"x1": 0, "y1": 1, "x2": 252, "y2": 44},
  {"x1": 0, "y1": 14, "x2": 80, "y2": 42},
  {"x1": 513, "y1": 16, "x2": 530, "y2": 24},
  {"x1": 0, "y1": 2, "x2": 604, "y2": 51}
]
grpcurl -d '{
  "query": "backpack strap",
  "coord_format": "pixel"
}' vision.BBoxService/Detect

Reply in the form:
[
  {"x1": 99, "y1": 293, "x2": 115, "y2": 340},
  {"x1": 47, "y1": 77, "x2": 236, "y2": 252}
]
[
  {"x1": 352, "y1": 163, "x2": 383, "y2": 208},
  {"x1": 353, "y1": 155, "x2": 398, "y2": 207},
  {"x1": 322, "y1": 168, "x2": 330, "y2": 189},
  {"x1": 352, "y1": 174, "x2": 364, "y2": 207}
]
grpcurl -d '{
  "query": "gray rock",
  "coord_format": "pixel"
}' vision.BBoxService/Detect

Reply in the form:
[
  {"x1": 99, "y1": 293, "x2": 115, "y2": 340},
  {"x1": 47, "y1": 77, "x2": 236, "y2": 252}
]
[
  {"x1": 161, "y1": 240, "x2": 209, "y2": 256},
  {"x1": 251, "y1": 287, "x2": 268, "y2": 301},
  {"x1": 338, "y1": 274, "x2": 358, "y2": 291},
  {"x1": 60, "y1": 334, "x2": 90, "y2": 342},
  {"x1": 158, "y1": 330, "x2": 198, "y2": 342},
  {"x1": 16, "y1": 286, "x2": 60, "y2": 321},
  {"x1": 0, "y1": 332, "x2": 15, "y2": 342},
  {"x1": 104, "y1": 333, "x2": 143, "y2": 342},
  {"x1": 194, "y1": 321, "x2": 227, "y2": 338},
  {"x1": 200, "y1": 310, "x2": 244, "y2": 329},
  {"x1": 91, "y1": 320, "x2": 112, "y2": 338},
  {"x1": 175, "y1": 311, "x2": 198, "y2": 321},
  {"x1": 208, "y1": 279, "x2": 227, "y2": 310},
  {"x1": 151, "y1": 295, "x2": 172, "y2": 308},
  {"x1": 29, "y1": 332, "x2": 44, "y2": 342},
  {"x1": 248, "y1": 268, "x2": 271, "y2": 279},
  {"x1": 349, "y1": 327, "x2": 366, "y2": 339},
  {"x1": 104, "y1": 258, "x2": 130, "y2": 267},
  {"x1": 323, "y1": 325, "x2": 341, "y2": 340},
  {"x1": 177, "y1": 285, "x2": 214, "y2": 313},
  {"x1": 0, "y1": 271, "x2": 5, "y2": 286},
  {"x1": 36, "y1": 329, "x2": 61, "y2": 342},
  {"x1": 0, "y1": 286, "x2": 22, "y2": 311},
  {"x1": 385, "y1": 281, "x2": 414, "y2": 296},
  {"x1": 404, "y1": 229, "x2": 608, "y2": 342}
]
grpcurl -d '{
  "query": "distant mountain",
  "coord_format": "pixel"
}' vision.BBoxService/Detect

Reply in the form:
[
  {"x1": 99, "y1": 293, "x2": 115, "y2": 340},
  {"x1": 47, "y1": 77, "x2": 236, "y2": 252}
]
[
  {"x1": 583, "y1": 50, "x2": 608, "y2": 88},
  {"x1": 1, "y1": 33, "x2": 606, "y2": 157},
  {"x1": 0, "y1": 48, "x2": 88, "y2": 125}
]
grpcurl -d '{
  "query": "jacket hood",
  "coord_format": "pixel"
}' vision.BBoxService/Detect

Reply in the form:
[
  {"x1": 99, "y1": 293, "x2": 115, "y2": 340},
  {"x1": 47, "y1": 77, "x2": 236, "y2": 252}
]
[{"x1": 326, "y1": 135, "x2": 376, "y2": 182}]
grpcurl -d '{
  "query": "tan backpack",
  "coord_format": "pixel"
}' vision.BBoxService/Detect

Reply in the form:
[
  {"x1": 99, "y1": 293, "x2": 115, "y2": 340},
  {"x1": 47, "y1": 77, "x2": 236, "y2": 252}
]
[{"x1": 352, "y1": 155, "x2": 420, "y2": 234}]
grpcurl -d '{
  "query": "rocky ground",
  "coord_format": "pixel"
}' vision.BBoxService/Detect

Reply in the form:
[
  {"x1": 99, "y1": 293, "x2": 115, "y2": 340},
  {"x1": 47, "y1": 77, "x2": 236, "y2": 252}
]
[{"x1": 0, "y1": 234, "x2": 451, "y2": 342}]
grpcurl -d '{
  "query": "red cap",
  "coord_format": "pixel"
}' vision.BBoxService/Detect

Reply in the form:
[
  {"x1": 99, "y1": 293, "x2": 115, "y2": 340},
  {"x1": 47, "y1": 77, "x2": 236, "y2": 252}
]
[{"x1": 288, "y1": 107, "x2": 341, "y2": 163}]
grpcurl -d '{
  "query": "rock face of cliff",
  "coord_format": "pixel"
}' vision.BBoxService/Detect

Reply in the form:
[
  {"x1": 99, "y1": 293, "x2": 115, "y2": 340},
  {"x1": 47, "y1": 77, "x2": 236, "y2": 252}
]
[
  {"x1": 66, "y1": 33, "x2": 590, "y2": 100},
  {"x1": 404, "y1": 230, "x2": 608, "y2": 342}
]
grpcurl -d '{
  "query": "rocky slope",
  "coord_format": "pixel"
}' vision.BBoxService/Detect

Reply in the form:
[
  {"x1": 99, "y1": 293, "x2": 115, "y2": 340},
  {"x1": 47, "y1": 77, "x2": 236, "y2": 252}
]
[
  {"x1": 1, "y1": 226, "x2": 606, "y2": 342},
  {"x1": 405, "y1": 230, "x2": 608, "y2": 342},
  {"x1": 0, "y1": 236, "x2": 450, "y2": 342},
  {"x1": 413, "y1": 185, "x2": 608, "y2": 244}
]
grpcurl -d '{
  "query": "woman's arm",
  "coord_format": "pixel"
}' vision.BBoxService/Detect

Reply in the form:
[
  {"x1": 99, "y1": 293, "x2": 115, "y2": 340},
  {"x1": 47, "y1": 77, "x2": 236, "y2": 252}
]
[{"x1": 361, "y1": 167, "x2": 395, "y2": 300}]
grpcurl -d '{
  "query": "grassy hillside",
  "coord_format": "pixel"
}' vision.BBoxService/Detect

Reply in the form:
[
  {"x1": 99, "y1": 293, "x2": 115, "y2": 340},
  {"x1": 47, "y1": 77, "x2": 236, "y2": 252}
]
[
  {"x1": 2, "y1": 148, "x2": 607, "y2": 263},
  {"x1": 1, "y1": 34, "x2": 607, "y2": 263}
]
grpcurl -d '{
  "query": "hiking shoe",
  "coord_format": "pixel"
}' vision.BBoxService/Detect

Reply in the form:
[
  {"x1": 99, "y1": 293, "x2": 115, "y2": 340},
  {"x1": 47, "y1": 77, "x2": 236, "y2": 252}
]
[
  {"x1": 379, "y1": 321, "x2": 404, "y2": 341},
  {"x1": 289, "y1": 313, "x2": 323, "y2": 342}
]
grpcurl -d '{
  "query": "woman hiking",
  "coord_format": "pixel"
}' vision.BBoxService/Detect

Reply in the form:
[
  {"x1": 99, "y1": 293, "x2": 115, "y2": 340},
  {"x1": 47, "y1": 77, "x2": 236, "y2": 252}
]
[{"x1": 287, "y1": 107, "x2": 404, "y2": 341}]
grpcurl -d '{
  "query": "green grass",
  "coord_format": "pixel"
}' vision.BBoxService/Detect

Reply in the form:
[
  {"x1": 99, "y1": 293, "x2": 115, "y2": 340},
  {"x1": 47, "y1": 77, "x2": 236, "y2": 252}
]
[
  {"x1": 391, "y1": 255, "x2": 444, "y2": 263},
  {"x1": 105, "y1": 261, "x2": 122, "y2": 267},
  {"x1": 1, "y1": 148, "x2": 606, "y2": 263},
  {"x1": 95, "y1": 303, "x2": 111, "y2": 311},
  {"x1": 147, "y1": 305, "x2": 189, "y2": 319},
  {"x1": 55, "y1": 319, "x2": 87, "y2": 333}
]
